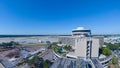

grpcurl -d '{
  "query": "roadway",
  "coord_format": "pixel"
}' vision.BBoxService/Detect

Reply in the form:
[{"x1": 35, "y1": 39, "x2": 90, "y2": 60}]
[{"x1": 91, "y1": 58, "x2": 104, "y2": 68}]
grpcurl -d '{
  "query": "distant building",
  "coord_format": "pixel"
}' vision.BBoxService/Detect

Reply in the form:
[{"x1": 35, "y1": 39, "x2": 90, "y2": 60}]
[{"x1": 59, "y1": 27, "x2": 104, "y2": 58}]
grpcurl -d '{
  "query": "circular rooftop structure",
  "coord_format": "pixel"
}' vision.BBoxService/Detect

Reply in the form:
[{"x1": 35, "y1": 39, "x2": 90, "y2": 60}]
[
  {"x1": 75, "y1": 27, "x2": 87, "y2": 30},
  {"x1": 72, "y1": 27, "x2": 91, "y2": 37}
]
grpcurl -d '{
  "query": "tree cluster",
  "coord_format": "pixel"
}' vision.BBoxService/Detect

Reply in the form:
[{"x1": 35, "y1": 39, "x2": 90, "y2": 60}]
[
  {"x1": 105, "y1": 42, "x2": 120, "y2": 51},
  {"x1": 63, "y1": 45, "x2": 72, "y2": 51},
  {"x1": 0, "y1": 41, "x2": 19, "y2": 48},
  {"x1": 102, "y1": 48, "x2": 112, "y2": 56},
  {"x1": 112, "y1": 56, "x2": 118, "y2": 65},
  {"x1": 26, "y1": 56, "x2": 52, "y2": 68}
]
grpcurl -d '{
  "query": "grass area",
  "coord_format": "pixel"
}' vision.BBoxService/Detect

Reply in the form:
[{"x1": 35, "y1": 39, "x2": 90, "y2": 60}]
[
  {"x1": 0, "y1": 48, "x2": 7, "y2": 51},
  {"x1": 22, "y1": 44, "x2": 49, "y2": 46},
  {"x1": 0, "y1": 48, "x2": 4, "y2": 50}
]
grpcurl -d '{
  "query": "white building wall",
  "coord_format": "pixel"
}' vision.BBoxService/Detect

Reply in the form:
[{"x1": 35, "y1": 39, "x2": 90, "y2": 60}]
[
  {"x1": 91, "y1": 38, "x2": 100, "y2": 57},
  {"x1": 74, "y1": 38, "x2": 87, "y2": 57},
  {"x1": 60, "y1": 36, "x2": 102, "y2": 58}
]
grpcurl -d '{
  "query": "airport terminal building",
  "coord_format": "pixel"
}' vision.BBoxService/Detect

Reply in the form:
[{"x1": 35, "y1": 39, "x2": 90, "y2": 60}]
[{"x1": 59, "y1": 27, "x2": 104, "y2": 58}]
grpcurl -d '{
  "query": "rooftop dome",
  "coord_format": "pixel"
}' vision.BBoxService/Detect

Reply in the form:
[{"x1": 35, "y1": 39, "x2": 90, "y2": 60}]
[
  {"x1": 72, "y1": 27, "x2": 91, "y2": 37},
  {"x1": 74, "y1": 27, "x2": 88, "y2": 30}
]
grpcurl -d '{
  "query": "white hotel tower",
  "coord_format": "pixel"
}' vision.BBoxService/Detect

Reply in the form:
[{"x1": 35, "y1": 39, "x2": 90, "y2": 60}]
[{"x1": 59, "y1": 27, "x2": 103, "y2": 58}]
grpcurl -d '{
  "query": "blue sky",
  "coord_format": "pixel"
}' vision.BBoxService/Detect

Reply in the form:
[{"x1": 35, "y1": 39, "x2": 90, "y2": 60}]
[{"x1": 0, "y1": 0, "x2": 120, "y2": 35}]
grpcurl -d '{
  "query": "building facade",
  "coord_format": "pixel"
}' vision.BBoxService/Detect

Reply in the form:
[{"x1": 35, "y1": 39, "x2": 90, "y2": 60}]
[{"x1": 59, "y1": 27, "x2": 103, "y2": 58}]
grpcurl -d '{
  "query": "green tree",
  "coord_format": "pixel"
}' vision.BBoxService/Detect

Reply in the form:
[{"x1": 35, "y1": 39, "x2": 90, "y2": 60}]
[
  {"x1": 2, "y1": 42, "x2": 8, "y2": 48},
  {"x1": 27, "y1": 56, "x2": 40, "y2": 68},
  {"x1": 0, "y1": 41, "x2": 20, "y2": 48},
  {"x1": 44, "y1": 60, "x2": 50, "y2": 68},
  {"x1": 67, "y1": 45, "x2": 72, "y2": 51},
  {"x1": 105, "y1": 42, "x2": 119, "y2": 50},
  {"x1": 59, "y1": 41, "x2": 62, "y2": 44},
  {"x1": 112, "y1": 56, "x2": 118, "y2": 65},
  {"x1": 9, "y1": 41, "x2": 19, "y2": 46},
  {"x1": 102, "y1": 48, "x2": 112, "y2": 56},
  {"x1": 64, "y1": 45, "x2": 72, "y2": 51},
  {"x1": 52, "y1": 42, "x2": 58, "y2": 46},
  {"x1": 47, "y1": 44, "x2": 52, "y2": 49}
]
